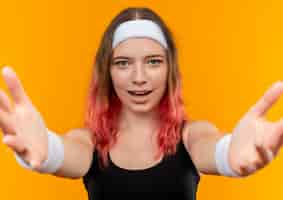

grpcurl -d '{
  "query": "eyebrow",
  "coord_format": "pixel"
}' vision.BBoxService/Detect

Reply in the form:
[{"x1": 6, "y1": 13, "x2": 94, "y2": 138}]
[{"x1": 112, "y1": 54, "x2": 165, "y2": 60}]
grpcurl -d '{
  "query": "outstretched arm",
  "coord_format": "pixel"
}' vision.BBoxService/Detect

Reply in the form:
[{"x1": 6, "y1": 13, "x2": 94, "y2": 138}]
[
  {"x1": 0, "y1": 66, "x2": 95, "y2": 179},
  {"x1": 183, "y1": 81, "x2": 283, "y2": 177},
  {"x1": 182, "y1": 120, "x2": 223, "y2": 176},
  {"x1": 53, "y1": 128, "x2": 95, "y2": 179}
]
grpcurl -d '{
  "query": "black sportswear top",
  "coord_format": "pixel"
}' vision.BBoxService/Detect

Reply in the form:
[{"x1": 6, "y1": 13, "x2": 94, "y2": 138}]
[{"x1": 83, "y1": 131, "x2": 200, "y2": 200}]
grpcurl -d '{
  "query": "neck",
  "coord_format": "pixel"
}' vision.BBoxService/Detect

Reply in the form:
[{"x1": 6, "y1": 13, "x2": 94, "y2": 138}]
[{"x1": 118, "y1": 108, "x2": 160, "y2": 136}]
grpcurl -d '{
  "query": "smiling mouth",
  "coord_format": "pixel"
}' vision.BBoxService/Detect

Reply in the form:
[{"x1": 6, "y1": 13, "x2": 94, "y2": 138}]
[{"x1": 127, "y1": 90, "x2": 153, "y2": 96}]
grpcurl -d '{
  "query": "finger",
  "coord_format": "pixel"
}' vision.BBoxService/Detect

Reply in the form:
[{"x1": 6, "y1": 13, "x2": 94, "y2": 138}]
[
  {"x1": 0, "y1": 109, "x2": 16, "y2": 135},
  {"x1": 30, "y1": 159, "x2": 41, "y2": 170},
  {"x1": 238, "y1": 164, "x2": 252, "y2": 177},
  {"x1": 271, "y1": 118, "x2": 283, "y2": 152},
  {"x1": 2, "y1": 135, "x2": 26, "y2": 153},
  {"x1": 248, "y1": 81, "x2": 283, "y2": 117},
  {"x1": 275, "y1": 118, "x2": 283, "y2": 135},
  {"x1": 1, "y1": 66, "x2": 30, "y2": 105},
  {"x1": 0, "y1": 89, "x2": 13, "y2": 112},
  {"x1": 30, "y1": 153, "x2": 45, "y2": 170},
  {"x1": 239, "y1": 161, "x2": 259, "y2": 176},
  {"x1": 255, "y1": 144, "x2": 273, "y2": 166}
]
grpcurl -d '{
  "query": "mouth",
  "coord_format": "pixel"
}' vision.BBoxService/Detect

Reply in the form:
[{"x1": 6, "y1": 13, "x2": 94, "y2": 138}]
[{"x1": 127, "y1": 90, "x2": 153, "y2": 96}]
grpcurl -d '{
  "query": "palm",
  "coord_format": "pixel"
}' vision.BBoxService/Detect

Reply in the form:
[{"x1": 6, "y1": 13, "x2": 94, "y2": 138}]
[
  {"x1": 0, "y1": 66, "x2": 48, "y2": 169},
  {"x1": 229, "y1": 81, "x2": 283, "y2": 176}
]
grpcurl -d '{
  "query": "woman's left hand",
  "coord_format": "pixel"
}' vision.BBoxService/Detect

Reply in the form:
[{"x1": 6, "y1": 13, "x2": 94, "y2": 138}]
[{"x1": 228, "y1": 81, "x2": 283, "y2": 176}]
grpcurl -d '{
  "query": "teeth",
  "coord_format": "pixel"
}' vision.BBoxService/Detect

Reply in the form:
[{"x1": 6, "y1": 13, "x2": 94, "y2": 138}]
[{"x1": 128, "y1": 90, "x2": 152, "y2": 95}]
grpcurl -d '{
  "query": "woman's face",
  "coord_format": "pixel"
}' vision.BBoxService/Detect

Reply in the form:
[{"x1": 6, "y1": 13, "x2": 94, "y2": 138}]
[{"x1": 110, "y1": 38, "x2": 168, "y2": 114}]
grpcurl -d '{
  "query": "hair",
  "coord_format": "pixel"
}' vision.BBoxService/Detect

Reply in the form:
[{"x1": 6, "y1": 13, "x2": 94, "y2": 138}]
[{"x1": 84, "y1": 7, "x2": 189, "y2": 169}]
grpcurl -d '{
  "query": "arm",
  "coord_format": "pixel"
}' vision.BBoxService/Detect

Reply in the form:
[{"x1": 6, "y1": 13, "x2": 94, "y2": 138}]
[
  {"x1": 53, "y1": 128, "x2": 95, "y2": 179},
  {"x1": 182, "y1": 120, "x2": 223, "y2": 176},
  {"x1": 0, "y1": 67, "x2": 95, "y2": 179},
  {"x1": 182, "y1": 82, "x2": 283, "y2": 177}
]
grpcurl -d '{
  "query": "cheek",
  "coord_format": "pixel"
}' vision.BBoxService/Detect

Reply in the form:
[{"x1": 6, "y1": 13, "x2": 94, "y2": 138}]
[
  {"x1": 152, "y1": 66, "x2": 168, "y2": 88},
  {"x1": 110, "y1": 70, "x2": 128, "y2": 90},
  {"x1": 110, "y1": 70, "x2": 130, "y2": 101}
]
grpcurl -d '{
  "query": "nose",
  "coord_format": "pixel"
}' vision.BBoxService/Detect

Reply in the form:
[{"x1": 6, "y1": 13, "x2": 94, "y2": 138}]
[{"x1": 132, "y1": 62, "x2": 147, "y2": 85}]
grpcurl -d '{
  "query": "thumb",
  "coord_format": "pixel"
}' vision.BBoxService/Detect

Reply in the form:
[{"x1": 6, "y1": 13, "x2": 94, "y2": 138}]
[
  {"x1": 248, "y1": 81, "x2": 283, "y2": 117},
  {"x1": 2, "y1": 135, "x2": 25, "y2": 153},
  {"x1": 29, "y1": 150, "x2": 48, "y2": 171},
  {"x1": 30, "y1": 159, "x2": 42, "y2": 170}
]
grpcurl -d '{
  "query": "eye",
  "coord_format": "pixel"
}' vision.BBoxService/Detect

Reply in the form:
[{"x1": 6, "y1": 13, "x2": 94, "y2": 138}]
[
  {"x1": 114, "y1": 60, "x2": 129, "y2": 67},
  {"x1": 148, "y1": 59, "x2": 163, "y2": 65}
]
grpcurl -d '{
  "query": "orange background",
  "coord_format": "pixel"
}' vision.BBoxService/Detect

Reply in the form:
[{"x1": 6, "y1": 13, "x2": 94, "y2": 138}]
[{"x1": 0, "y1": 0, "x2": 283, "y2": 199}]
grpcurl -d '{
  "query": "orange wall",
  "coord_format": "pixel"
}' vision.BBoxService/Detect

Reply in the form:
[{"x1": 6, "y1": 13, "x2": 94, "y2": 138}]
[{"x1": 0, "y1": 1, "x2": 283, "y2": 200}]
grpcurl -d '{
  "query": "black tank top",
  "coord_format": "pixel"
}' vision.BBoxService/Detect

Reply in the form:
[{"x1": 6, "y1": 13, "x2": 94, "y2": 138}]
[{"x1": 83, "y1": 130, "x2": 200, "y2": 200}]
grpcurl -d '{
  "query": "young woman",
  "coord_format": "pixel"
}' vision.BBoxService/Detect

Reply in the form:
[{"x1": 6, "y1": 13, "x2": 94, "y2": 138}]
[{"x1": 1, "y1": 7, "x2": 283, "y2": 200}]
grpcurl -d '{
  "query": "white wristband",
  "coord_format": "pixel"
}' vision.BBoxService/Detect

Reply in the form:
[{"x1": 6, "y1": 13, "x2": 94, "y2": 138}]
[
  {"x1": 14, "y1": 129, "x2": 64, "y2": 174},
  {"x1": 215, "y1": 134, "x2": 240, "y2": 177}
]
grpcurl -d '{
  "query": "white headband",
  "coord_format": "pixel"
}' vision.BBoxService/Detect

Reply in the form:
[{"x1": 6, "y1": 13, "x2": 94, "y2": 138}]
[{"x1": 112, "y1": 19, "x2": 168, "y2": 49}]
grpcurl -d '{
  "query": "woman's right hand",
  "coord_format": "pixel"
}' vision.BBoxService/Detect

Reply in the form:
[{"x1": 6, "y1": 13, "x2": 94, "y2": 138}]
[{"x1": 1, "y1": 66, "x2": 49, "y2": 170}]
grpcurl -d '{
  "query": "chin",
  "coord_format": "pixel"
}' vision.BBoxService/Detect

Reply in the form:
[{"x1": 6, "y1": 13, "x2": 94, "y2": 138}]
[{"x1": 127, "y1": 102, "x2": 158, "y2": 114}]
